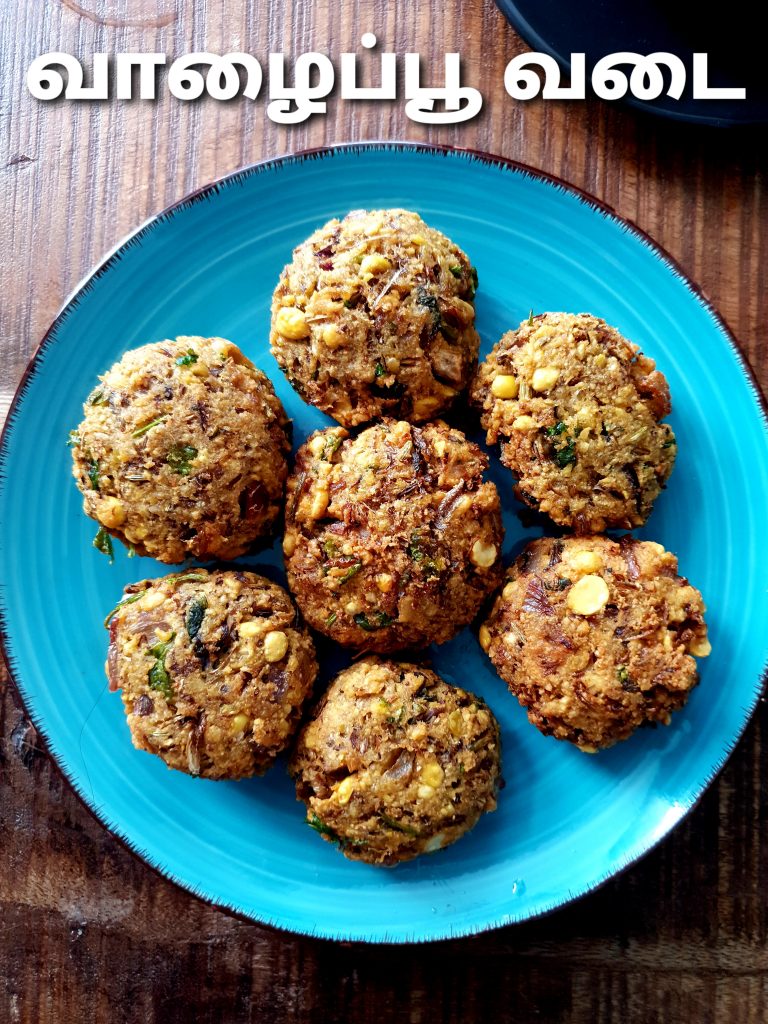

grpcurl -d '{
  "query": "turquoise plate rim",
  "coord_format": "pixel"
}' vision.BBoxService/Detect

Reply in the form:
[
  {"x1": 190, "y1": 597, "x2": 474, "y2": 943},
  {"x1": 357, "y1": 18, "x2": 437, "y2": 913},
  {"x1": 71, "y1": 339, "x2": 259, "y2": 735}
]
[{"x1": 2, "y1": 142, "x2": 767, "y2": 943}]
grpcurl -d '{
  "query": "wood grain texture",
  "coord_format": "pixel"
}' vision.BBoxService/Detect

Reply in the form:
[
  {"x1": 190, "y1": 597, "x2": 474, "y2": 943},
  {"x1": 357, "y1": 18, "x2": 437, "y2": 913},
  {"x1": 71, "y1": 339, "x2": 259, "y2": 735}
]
[{"x1": 1, "y1": 1, "x2": 766, "y2": 1021}]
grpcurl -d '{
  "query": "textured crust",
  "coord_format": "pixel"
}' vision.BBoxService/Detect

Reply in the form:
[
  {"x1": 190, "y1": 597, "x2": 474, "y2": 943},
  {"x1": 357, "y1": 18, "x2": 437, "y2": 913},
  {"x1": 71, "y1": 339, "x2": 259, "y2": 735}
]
[
  {"x1": 270, "y1": 209, "x2": 480, "y2": 426},
  {"x1": 283, "y1": 419, "x2": 504, "y2": 652},
  {"x1": 470, "y1": 313, "x2": 676, "y2": 533},
  {"x1": 479, "y1": 536, "x2": 710, "y2": 751},
  {"x1": 71, "y1": 336, "x2": 290, "y2": 563},
  {"x1": 106, "y1": 569, "x2": 318, "y2": 779},
  {"x1": 290, "y1": 658, "x2": 501, "y2": 865}
]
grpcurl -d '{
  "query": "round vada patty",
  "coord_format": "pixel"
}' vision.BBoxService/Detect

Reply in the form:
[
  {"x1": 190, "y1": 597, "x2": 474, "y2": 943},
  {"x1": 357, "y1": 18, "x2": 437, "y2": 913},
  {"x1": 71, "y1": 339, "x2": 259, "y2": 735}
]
[
  {"x1": 106, "y1": 569, "x2": 317, "y2": 779},
  {"x1": 479, "y1": 536, "x2": 710, "y2": 751},
  {"x1": 471, "y1": 312, "x2": 676, "y2": 533},
  {"x1": 71, "y1": 336, "x2": 290, "y2": 563},
  {"x1": 283, "y1": 418, "x2": 504, "y2": 652},
  {"x1": 290, "y1": 658, "x2": 501, "y2": 865},
  {"x1": 270, "y1": 208, "x2": 479, "y2": 426}
]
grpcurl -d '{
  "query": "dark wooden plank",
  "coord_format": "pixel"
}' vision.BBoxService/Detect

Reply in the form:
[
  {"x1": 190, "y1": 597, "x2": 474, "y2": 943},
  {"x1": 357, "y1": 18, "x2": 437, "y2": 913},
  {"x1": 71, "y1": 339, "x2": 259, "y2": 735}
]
[{"x1": 1, "y1": 0, "x2": 766, "y2": 1021}]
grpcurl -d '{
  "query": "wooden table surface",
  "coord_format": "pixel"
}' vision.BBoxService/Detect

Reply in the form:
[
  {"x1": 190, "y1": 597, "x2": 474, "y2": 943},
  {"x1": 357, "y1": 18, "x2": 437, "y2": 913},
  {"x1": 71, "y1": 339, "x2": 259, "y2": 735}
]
[{"x1": 2, "y1": 2, "x2": 767, "y2": 1021}]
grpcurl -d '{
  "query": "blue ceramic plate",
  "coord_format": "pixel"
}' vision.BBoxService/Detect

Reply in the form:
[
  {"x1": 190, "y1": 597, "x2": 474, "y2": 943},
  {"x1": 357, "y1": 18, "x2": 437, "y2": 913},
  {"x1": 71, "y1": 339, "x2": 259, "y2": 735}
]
[{"x1": 1, "y1": 144, "x2": 767, "y2": 943}]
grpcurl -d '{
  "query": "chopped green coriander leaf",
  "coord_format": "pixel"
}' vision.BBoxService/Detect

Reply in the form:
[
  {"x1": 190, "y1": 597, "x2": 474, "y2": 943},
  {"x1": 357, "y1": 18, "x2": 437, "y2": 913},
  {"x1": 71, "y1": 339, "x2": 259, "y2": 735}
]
[
  {"x1": 307, "y1": 813, "x2": 340, "y2": 840},
  {"x1": 175, "y1": 349, "x2": 198, "y2": 366},
  {"x1": 544, "y1": 421, "x2": 577, "y2": 469},
  {"x1": 103, "y1": 589, "x2": 146, "y2": 627},
  {"x1": 374, "y1": 361, "x2": 386, "y2": 378},
  {"x1": 322, "y1": 434, "x2": 343, "y2": 461},
  {"x1": 386, "y1": 706, "x2": 407, "y2": 726},
  {"x1": 127, "y1": 545, "x2": 137, "y2": 558},
  {"x1": 171, "y1": 572, "x2": 208, "y2": 585},
  {"x1": 554, "y1": 440, "x2": 577, "y2": 469},
  {"x1": 185, "y1": 596, "x2": 208, "y2": 639},
  {"x1": 354, "y1": 610, "x2": 394, "y2": 632},
  {"x1": 379, "y1": 814, "x2": 420, "y2": 837},
  {"x1": 93, "y1": 527, "x2": 114, "y2": 563},
  {"x1": 67, "y1": 430, "x2": 80, "y2": 448},
  {"x1": 662, "y1": 438, "x2": 676, "y2": 448},
  {"x1": 132, "y1": 415, "x2": 167, "y2": 438},
  {"x1": 338, "y1": 561, "x2": 362, "y2": 585},
  {"x1": 407, "y1": 532, "x2": 440, "y2": 576},
  {"x1": 166, "y1": 443, "x2": 198, "y2": 476},
  {"x1": 618, "y1": 665, "x2": 640, "y2": 692},
  {"x1": 469, "y1": 267, "x2": 478, "y2": 296},
  {"x1": 89, "y1": 389, "x2": 106, "y2": 406},
  {"x1": 415, "y1": 286, "x2": 442, "y2": 332},
  {"x1": 528, "y1": 310, "x2": 535, "y2": 326},
  {"x1": 325, "y1": 611, "x2": 337, "y2": 627},
  {"x1": 306, "y1": 814, "x2": 366, "y2": 851},
  {"x1": 545, "y1": 421, "x2": 567, "y2": 437},
  {"x1": 407, "y1": 532, "x2": 424, "y2": 561},
  {"x1": 556, "y1": 577, "x2": 571, "y2": 591},
  {"x1": 449, "y1": 265, "x2": 463, "y2": 278},
  {"x1": 147, "y1": 632, "x2": 176, "y2": 701},
  {"x1": 87, "y1": 458, "x2": 100, "y2": 492},
  {"x1": 322, "y1": 538, "x2": 339, "y2": 559}
]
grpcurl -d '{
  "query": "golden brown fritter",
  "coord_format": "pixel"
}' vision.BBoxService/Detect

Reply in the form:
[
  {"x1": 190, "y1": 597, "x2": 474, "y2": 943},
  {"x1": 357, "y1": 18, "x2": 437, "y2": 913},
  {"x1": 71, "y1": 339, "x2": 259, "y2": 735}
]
[
  {"x1": 470, "y1": 313, "x2": 676, "y2": 533},
  {"x1": 270, "y1": 209, "x2": 479, "y2": 426},
  {"x1": 71, "y1": 336, "x2": 290, "y2": 563},
  {"x1": 106, "y1": 569, "x2": 317, "y2": 779},
  {"x1": 283, "y1": 419, "x2": 504, "y2": 652},
  {"x1": 290, "y1": 658, "x2": 501, "y2": 865},
  {"x1": 479, "y1": 536, "x2": 710, "y2": 751}
]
